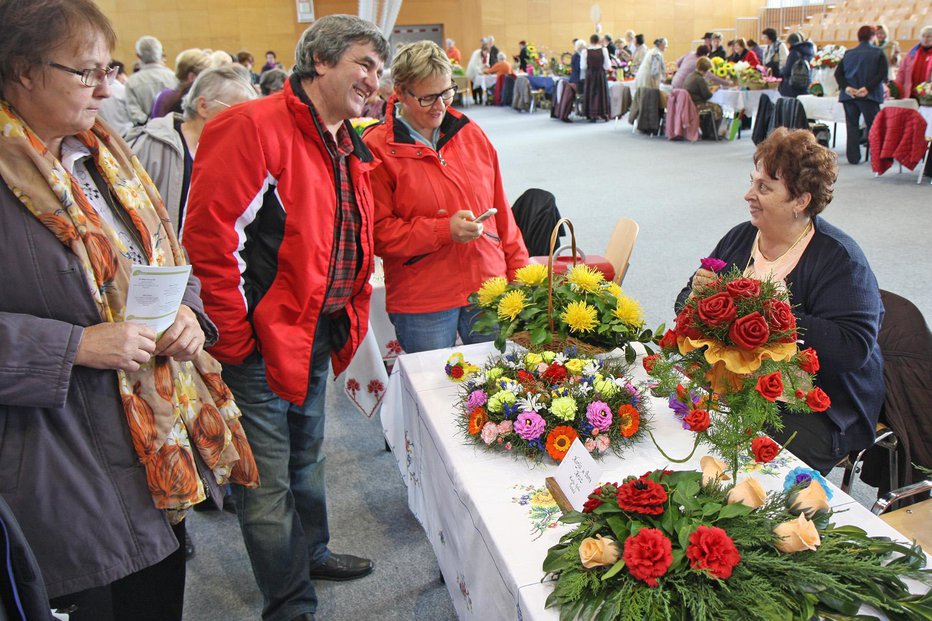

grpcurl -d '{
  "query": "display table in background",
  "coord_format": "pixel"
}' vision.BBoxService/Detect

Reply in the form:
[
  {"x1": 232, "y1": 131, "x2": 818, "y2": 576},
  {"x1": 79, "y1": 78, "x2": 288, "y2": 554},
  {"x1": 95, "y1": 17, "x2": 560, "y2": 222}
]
[{"x1": 379, "y1": 342, "x2": 926, "y2": 619}]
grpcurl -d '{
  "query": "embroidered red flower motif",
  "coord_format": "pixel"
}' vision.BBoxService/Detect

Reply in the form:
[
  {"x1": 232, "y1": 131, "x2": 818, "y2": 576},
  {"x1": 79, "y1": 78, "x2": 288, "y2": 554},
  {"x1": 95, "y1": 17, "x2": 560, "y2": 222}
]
[
  {"x1": 686, "y1": 525, "x2": 741, "y2": 579},
  {"x1": 367, "y1": 379, "x2": 385, "y2": 395},
  {"x1": 623, "y1": 528, "x2": 673, "y2": 587},
  {"x1": 346, "y1": 379, "x2": 361, "y2": 395},
  {"x1": 386, "y1": 340, "x2": 403, "y2": 354},
  {"x1": 616, "y1": 476, "x2": 668, "y2": 515}
]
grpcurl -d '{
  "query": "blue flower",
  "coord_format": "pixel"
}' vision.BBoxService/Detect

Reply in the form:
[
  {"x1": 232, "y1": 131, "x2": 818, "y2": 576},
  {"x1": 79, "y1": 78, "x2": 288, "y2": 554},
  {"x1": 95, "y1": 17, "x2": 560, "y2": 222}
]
[
  {"x1": 783, "y1": 467, "x2": 833, "y2": 500},
  {"x1": 502, "y1": 403, "x2": 521, "y2": 419}
]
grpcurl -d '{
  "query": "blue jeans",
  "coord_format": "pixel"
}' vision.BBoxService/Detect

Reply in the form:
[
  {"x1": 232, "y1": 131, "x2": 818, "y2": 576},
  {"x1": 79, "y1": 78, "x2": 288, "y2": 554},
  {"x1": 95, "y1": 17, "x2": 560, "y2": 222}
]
[
  {"x1": 389, "y1": 305, "x2": 494, "y2": 354},
  {"x1": 223, "y1": 316, "x2": 333, "y2": 621}
]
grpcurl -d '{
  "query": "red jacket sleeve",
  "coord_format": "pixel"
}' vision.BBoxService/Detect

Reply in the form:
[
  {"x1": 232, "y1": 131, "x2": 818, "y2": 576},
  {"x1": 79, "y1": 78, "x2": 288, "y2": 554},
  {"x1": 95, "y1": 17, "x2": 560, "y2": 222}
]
[{"x1": 182, "y1": 109, "x2": 270, "y2": 364}]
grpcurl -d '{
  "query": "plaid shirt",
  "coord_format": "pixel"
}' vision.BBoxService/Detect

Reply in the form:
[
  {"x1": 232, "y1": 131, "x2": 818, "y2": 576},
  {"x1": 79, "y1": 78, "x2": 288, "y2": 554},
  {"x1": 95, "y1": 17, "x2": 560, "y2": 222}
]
[{"x1": 309, "y1": 104, "x2": 362, "y2": 314}]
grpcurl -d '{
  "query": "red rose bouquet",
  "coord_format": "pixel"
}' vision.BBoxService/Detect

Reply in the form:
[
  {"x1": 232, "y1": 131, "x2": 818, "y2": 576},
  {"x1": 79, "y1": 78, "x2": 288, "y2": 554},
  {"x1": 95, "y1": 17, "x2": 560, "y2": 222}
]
[
  {"x1": 647, "y1": 265, "x2": 830, "y2": 481},
  {"x1": 543, "y1": 469, "x2": 930, "y2": 620}
]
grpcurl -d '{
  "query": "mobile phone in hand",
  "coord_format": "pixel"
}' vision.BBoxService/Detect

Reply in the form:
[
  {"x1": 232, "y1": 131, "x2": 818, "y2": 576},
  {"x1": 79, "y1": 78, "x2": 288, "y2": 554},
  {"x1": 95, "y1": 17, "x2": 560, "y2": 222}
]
[{"x1": 473, "y1": 208, "x2": 497, "y2": 223}]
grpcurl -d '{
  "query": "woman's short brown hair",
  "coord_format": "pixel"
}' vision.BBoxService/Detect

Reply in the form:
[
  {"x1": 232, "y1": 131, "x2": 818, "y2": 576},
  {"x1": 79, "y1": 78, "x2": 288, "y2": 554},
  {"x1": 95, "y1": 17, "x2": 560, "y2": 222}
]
[
  {"x1": 696, "y1": 57, "x2": 713, "y2": 72},
  {"x1": 754, "y1": 128, "x2": 837, "y2": 216},
  {"x1": 0, "y1": 0, "x2": 116, "y2": 88}
]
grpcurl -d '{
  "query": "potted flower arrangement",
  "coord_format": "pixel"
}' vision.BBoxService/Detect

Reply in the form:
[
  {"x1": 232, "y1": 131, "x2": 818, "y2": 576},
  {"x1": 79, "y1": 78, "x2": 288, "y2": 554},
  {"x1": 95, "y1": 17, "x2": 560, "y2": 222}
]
[
  {"x1": 710, "y1": 57, "x2": 736, "y2": 81},
  {"x1": 916, "y1": 81, "x2": 932, "y2": 106},
  {"x1": 469, "y1": 262, "x2": 656, "y2": 361},
  {"x1": 542, "y1": 468, "x2": 931, "y2": 620},
  {"x1": 733, "y1": 61, "x2": 768, "y2": 90},
  {"x1": 811, "y1": 45, "x2": 845, "y2": 70},
  {"x1": 644, "y1": 261, "x2": 829, "y2": 482},
  {"x1": 451, "y1": 350, "x2": 650, "y2": 463}
]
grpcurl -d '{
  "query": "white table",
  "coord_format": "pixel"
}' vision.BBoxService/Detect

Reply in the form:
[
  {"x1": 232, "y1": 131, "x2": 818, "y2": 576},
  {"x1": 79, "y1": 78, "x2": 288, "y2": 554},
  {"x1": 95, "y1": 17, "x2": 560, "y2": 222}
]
[
  {"x1": 380, "y1": 342, "x2": 926, "y2": 619},
  {"x1": 710, "y1": 88, "x2": 780, "y2": 121},
  {"x1": 471, "y1": 74, "x2": 497, "y2": 104}
]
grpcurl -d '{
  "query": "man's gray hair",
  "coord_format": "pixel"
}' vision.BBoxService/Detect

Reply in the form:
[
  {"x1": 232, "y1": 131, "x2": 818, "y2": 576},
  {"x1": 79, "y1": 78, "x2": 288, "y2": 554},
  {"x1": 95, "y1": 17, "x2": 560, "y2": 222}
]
[
  {"x1": 182, "y1": 65, "x2": 257, "y2": 120},
  {"x1": 293, "y1": 14, "x2": 388, "y2": 81},
  {"x1": 135, "y1": 35, "x2": 163, "y2": 64}
]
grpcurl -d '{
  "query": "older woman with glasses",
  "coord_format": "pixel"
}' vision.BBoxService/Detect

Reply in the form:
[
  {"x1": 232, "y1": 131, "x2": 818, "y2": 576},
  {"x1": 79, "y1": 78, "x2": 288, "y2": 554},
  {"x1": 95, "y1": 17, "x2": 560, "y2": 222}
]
[
  {"x1": 363, "y1": 40, "x2": 528, "y2": 353},
  {"x1": 129, "y1": 65, "x2": 256, "y2": 234},
  {"x1": 0, "y1": 1, "x2": 257, "y2": 618}
]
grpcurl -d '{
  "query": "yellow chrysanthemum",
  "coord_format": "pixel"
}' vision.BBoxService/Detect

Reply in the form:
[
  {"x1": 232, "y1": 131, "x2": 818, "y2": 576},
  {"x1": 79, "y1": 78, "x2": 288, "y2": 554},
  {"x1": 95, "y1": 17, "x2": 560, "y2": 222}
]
[
  {"x1": 497, "y1": 290, "x2": 526, "y2": 321},
  {"x1": 565, "y1": 265, "x2": 604, "y2": 293},
  {"x1": 561, "y1": 300, "x2": 598, "y2": 333},
  {"x1": 477, "y1": 276, "x2": 508, "y2": 307},
  {"x1": 514, "y1": 263, "x2": 549, "y2": 286},
  {"x1": 613, "y1": 294, "x2": 645, "y2": 326},
  {"x1": 603, "y1": 281, "x2": 622, "y2": 298}
]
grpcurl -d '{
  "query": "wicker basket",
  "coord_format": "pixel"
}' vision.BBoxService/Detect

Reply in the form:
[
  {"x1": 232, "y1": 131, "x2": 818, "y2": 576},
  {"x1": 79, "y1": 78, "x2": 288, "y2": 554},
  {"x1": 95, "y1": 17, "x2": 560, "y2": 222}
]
[
  {"x1": 919, "y1": 95, "x2": 932, "y2": 107},
  {"x1": 509, "y1": 218, "x2": 612, "y2": 354}
]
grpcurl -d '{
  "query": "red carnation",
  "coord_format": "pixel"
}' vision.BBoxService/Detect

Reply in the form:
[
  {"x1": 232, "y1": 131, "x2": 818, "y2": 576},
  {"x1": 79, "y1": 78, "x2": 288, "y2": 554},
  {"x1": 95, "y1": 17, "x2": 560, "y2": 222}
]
[
  {"x1": 795, "y1": 388, "x2": 805, "y2": 399},
  {"x1": 684, "y1": 409, "x2": 711, "y2": 433},
  {"x1": 582, "y1": 482, "x2": 618, "y2": 513},
  {"x1": 728, "y1": 312, "x2": 770, "y2": 350},
  {"x1": 755, "y1": 372, "x2": 784, "y2": 402},
  {"x1": 623, "y1": 528, "x2": 673, "y2": 587},
  {"x1": 449, "y1": 365, "x2": 464, "y2": 379},
  {"x1": 616, "y1": 476, "x2": 668, "y2": 515},
  {"x1": 764, "y1": 299, "x2": 797, "y2": 342},
  {"x1": 697, "y1": 292, "x2": 738, "y2": 327},
  {"x1": 751, "y1": 436, "x2": 780, "y2": 463},
  {"x1": 642, "y1": 354, "x2": 659, "y2": 374},
  {"x1": 541, "y1": 363, "x2": 568, "y2": 383},
  {"x1": 658, "y1": 329, "x2": 678, "y2": 351},
  {"x1": 516, "y1": 369, "x2": 535, "y2": 384},
  {"x1": 674, "y1": 306, "x2": 702, "y2": 340},
  {"x1": 726, "y1": 278, "x2": 762, "y2": 300},
  {"x1": 805, "y1": 387, "x2": 831, "y2": 412},
  {"x1": 686, "y1": 525, "x2": 741, "y2": 579},
  {"x1": 798, "y1": 348, "x2": 820, "y2": 374}
]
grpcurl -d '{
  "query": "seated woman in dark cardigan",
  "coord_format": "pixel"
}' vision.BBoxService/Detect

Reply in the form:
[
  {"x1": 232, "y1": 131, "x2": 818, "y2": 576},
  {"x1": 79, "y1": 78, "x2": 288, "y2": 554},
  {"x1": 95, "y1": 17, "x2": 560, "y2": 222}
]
[{"x1": 677, "y1": 128, "x2": 884, "y2": 475}]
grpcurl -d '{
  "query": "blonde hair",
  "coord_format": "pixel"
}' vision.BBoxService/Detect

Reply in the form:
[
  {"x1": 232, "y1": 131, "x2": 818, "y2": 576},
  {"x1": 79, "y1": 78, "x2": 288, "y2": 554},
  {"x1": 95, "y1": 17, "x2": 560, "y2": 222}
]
[
  {"x1": 174, "y1": 48, "x2": 211, "y2": 82},
  {"x1": 391, "y1": 40, "x2": 451, "y2": 91}
]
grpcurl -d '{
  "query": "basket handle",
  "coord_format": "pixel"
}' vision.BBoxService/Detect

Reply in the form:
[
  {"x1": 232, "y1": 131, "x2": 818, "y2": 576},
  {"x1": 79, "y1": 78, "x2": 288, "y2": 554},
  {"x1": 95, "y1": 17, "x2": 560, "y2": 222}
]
[
  {"x1": 547, "y1": 219, "x2": 576, "y2": 333},
  {"x1": 552, "y1": 244, "x2": 588, "y2": 263}
]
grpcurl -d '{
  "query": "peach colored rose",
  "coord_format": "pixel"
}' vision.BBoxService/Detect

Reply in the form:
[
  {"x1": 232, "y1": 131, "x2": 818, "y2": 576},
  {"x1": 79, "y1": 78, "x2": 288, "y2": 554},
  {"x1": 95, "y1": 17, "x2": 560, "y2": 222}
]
[
  {"x1": 579, "y1": 535, "x2": 620, "y2": 569},
  {"x1": 727, "y1": 477, "x2": 766, "y2": 509},
  {"x1": 773, "y1": 513, "x2": 821, "y2": 553},
  {"x1": 700, "y1": 456, "x2": 730, "y2": 486},
  {"x1": 790, "y1": 480, "x2": 830, "y2": 517}
]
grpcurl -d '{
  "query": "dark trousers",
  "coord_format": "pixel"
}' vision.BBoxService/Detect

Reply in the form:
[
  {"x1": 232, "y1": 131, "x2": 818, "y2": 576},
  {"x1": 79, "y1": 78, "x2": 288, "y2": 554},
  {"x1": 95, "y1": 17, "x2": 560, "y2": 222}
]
[
  {"x1": 842, "y1": 98, "x2": 880, "y2": 164},
  {"x1": 768, "y1": 409, "x2": 842, "y2": 476},
  {"x1": 49, "y1": 520, "x2": 186, "y2": 621}
]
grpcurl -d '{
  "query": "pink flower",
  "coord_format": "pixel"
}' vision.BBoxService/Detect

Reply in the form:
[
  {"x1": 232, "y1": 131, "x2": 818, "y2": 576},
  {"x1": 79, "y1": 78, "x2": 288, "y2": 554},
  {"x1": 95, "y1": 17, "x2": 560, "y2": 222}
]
[
  {"x1": 586, "y1": 401, "x2": 613, "y2": 431},
  {"x1": 466, "y1": 390, "x2": 488, "y2": 409},
  {"x1": 700, "y1": 257, "x2": 728, "y2": 273},
  {"x1": 497, "y1": 420, "x2": 514, "y2": 435},
  {"x1": 595, "y1": 435, "x2": 610, "y2": 452},
  {"x1": 481, "y1": 421, "x2": 499, "y2": 445},
  {"x1": 515, "y1": 411, "x2": 546, "y2": 440},
  {"x1": 585, "y1": 438, "x2": 597, "y2": 452}
]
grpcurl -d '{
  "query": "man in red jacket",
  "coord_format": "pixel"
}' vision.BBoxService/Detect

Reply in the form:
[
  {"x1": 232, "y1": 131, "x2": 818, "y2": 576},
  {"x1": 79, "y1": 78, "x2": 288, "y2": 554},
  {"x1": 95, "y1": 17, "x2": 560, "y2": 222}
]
[{"x1": 183, "y1": 15, "x2": 388, "y2": 621}]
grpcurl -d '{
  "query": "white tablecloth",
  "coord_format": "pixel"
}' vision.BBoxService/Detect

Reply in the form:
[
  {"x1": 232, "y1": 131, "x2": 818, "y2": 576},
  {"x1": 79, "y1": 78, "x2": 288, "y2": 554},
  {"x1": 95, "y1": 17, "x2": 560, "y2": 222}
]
[
  {"x1": 812, "y1": 67, "x2": 839, "y2": 97},
  {"x1": 710, "y1": 88, "x2": 780, "y2": 119},
  {"x1": 798, "y1": 94, "x2": 846, "y2": 124},
  {"x1": 379, "y1": 342, "x2": 926, "y2": 619},
  {"x1": 338, "y1": 263, "x2": 401, "y2": 418},
  {"x1": 471, "y1": 74, "x2": 497, "y2": 104}
]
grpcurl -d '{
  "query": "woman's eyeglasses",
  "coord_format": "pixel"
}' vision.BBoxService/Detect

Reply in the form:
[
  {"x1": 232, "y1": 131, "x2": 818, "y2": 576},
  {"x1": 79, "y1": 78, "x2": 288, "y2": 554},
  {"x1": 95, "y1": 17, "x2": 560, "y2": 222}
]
[
  {"x1": 47, "y1": 62, "x2": 118, "y2": 88},
  {"x1": 211, "y1": 99, "x2": 232, "y2": 108},
  {"x1": 406, "y1": 84, "x2": 458, "y2": 107}
]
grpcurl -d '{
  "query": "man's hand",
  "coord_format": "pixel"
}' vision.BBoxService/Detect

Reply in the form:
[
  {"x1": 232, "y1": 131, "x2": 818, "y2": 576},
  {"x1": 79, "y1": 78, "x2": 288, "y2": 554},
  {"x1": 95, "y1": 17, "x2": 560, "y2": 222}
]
[
  {"x1": 76, "y1": 322, "x2": 157, "y2": 372},
  {"x1": 155, "y1": 305, "x2": 206, "y2": 361},
  {"x1": 690, "y1": 268, "x2": 719, "y2": 293},
  {"x1": 449, "y1": 210, "x2": 483, "y2": 243}
]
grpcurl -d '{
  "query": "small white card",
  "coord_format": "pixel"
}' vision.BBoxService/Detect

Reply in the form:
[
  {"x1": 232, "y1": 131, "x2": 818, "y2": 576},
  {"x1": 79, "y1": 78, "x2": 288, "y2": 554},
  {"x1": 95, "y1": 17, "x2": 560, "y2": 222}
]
[
  {"x1": 124, "y1": 265, "x2": 191, "y2": 335},
  {"x1": 554, "y1": 438, "x2": 602, "y2": 511}
]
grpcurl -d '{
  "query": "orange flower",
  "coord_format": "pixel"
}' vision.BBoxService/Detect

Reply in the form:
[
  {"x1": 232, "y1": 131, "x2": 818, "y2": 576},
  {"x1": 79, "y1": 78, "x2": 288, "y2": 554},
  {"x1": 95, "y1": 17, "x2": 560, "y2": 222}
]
[
  {"x1": 147, "y1": 443, "x2": 199, "y2": 503},
  {"x1": 546, "y1": 425, "x2": 578, "y2": 461},
  {"x1": 618, "y1": 404, "x2": 640, "y2": 437},
  {"x1": 468, "y1": 407, "x2": 488, "y2": 435}
]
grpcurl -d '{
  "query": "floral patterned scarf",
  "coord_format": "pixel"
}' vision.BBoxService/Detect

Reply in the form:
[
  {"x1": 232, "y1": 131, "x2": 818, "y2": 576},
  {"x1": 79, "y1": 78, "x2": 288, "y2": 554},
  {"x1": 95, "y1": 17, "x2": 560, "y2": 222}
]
[{"x1": 0, "y1": 101, "x2": 258, "y2": 523}]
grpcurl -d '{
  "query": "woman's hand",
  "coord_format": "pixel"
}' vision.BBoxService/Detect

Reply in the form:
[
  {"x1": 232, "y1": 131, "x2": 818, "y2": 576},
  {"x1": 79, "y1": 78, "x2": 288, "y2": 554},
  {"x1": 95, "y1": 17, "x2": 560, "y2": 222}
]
[
  {"x1": 75, "y1": 323, "x2": 157, "y2": 372},
  {"x1": 690, "y1": 268, "x2": 718, "y2": 294},
  {"x1": 155, "y1": 305, "x2": 206, "y2": 361},
  {"x1": 449, "y1": 210, "x2": 483, "y2": 243}
]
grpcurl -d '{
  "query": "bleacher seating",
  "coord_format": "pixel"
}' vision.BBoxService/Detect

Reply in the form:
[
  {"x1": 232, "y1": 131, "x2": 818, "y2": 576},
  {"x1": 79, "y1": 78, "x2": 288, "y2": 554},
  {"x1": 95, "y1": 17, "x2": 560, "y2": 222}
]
[{"x1": 773, "y1": 0, "x2": 928, "y2": 48}]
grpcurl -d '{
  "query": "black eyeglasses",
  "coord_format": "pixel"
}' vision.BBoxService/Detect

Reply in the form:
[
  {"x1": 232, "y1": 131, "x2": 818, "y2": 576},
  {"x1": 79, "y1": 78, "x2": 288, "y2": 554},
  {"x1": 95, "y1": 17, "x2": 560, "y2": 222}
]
[
  {"x1": 406, "y1": 84, "x2": 458, "y2": 107},
  {"x1": 48, "y1": 62, "x2": 118, "y2": 88}
]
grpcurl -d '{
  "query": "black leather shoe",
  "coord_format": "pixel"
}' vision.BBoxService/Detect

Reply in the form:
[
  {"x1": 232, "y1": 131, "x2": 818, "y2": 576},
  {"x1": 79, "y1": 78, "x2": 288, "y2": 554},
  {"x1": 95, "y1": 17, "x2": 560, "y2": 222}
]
[
  {"x1": 184, "y1": 535, "x2": 195, "y2": 560},
  {"x1": 291, "y1": 614, "x2": 315, "y2": 621},
  {"x1": 308, "y1": 553, "x2": 374, "y2": 582}
]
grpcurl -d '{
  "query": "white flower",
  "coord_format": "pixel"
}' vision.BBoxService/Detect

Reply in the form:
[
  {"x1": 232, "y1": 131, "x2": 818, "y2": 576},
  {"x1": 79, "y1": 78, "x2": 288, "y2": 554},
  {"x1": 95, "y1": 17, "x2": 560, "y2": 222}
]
[
  {"x1": 574, "y1": 383, "x2": 593, "y2": 396},
  {"x1": 516, "y1": 393, "x2": 543, "y2": 412},
  {"x1": 552, "y1": 353, "x2": 568, "y2": 365},
  {"x1": 582, "y1": 361, "x2": 601, "y2": 377}
]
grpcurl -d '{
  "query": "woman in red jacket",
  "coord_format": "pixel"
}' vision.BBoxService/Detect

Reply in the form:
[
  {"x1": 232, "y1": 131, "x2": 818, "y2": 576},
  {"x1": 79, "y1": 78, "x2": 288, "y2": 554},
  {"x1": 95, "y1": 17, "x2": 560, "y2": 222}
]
[{"x1": 363, "y1": 40, "x2": 529, "y2": 353}]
